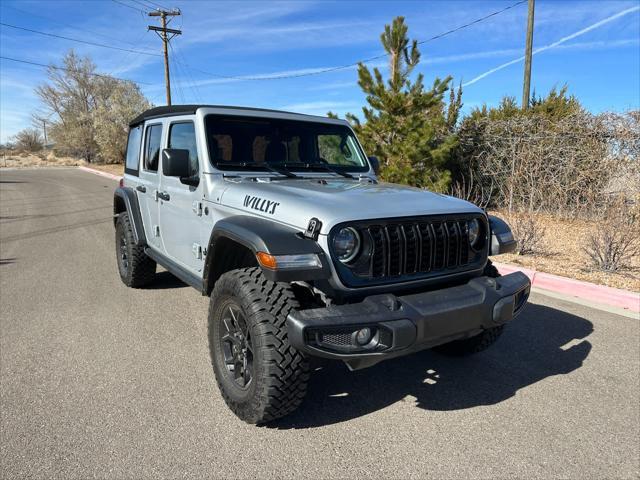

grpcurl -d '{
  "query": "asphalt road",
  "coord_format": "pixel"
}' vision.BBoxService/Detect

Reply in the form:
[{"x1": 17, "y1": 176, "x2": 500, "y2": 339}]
[{"x1": 1, "y1": 168, "x2": 639, "y2": 479}]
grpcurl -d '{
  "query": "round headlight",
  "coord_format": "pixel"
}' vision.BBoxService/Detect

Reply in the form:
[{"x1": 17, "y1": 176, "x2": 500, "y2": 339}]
[
  {"x1": 467, "y1": 219, "x2": 481, "y2": 247},
  {"x1": 333, "y1": 227, "x2": 360, "y2": 263}
]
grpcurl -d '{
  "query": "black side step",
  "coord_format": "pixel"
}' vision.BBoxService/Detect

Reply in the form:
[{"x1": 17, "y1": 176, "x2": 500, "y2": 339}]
[{"x1": 145, "y1": 248, "x2": 204, "y2": 292}]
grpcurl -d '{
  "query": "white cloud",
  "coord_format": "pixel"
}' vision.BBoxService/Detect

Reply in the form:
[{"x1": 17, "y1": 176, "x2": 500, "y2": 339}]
[{"x1": 463, "y1": 5, "x2": 640, "y2": 87}]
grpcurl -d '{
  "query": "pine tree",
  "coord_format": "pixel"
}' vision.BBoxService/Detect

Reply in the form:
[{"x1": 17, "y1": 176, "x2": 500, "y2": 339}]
[{"x1": 347, "y1": 17, "x2": 457, "y2": 191}]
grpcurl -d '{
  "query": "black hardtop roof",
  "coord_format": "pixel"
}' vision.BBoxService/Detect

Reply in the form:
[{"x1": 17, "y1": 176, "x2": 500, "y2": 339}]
[{"x1": 128, "y1": 104, "x2": 322, "y2": 127}]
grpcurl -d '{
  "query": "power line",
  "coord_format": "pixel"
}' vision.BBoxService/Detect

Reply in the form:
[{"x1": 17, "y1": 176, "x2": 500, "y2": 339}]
[
  {"x1": 417, "y1": 0, "x2": 526, "y2": 45},
  {"x1": 3, "y1": 4, "x2": 144, "y2": 48},
  {"x1": 170, "y1": 42, "x2": 202, "y2": 103},
  {"x1": 142, "y1": 0, "x2": 175, "y2": 11},
  {"x1": 127, "y1": 0, "x2": 153, "y2": 13},
  {"x1": 0, "y1": 55, "x2": 152, "y2": 85},
  {"x1": 111, "y1": 0, "x2": 147, "y2": 15},
  {"x1": 0, "y1": 22, "x2": 161, "y2": 57},
  {"x1": 176, "y1": 0, "x2": 527, "y2": 82}
]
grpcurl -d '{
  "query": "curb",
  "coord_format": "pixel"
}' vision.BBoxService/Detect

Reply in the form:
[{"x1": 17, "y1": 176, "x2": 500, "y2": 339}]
[
  {"x1": 78, "y1": 165, "x2": 122, "y2": 181},
  {"x1": 494, "y1": 262, "x2": 639, "y2": 314},
  {"x1": 75, "y1": 165, "x2": 639, "y2": 314}
]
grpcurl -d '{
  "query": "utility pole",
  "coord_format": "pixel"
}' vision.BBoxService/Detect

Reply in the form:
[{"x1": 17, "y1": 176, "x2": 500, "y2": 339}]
[
  {"x1": 148, "y1": 9, "x2": 181, "y2": 106},
  {"x1": 42, "y1": 119, "x2": 47, "y2": 145},
  {"x1": 522, "y1": 0, "x2": 535, "y2": 109}
]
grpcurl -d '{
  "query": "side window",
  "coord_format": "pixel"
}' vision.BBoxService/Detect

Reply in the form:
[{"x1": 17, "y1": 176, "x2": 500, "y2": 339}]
[
  {"x1": 125, "y1": 125, "x2": 142, "y2": 173},
  {"x1": 144, "y1": 124, "x2": 163, "y2": 172},
  {"x1": 168, "y1": 122, "x2": 199, "y2": 176}
]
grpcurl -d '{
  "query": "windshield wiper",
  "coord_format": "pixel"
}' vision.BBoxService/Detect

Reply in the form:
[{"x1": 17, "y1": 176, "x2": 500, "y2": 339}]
[
  {"x1": 275, "y1": 162, "x2": 355, "y2": 179},
  {"x1": 219, "y1": 162, "x2": 299, "y2": 179}
]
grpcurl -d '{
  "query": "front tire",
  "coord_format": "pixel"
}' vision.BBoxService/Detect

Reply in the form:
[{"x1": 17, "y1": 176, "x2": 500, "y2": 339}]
[
  {"x1": 433, "y1": 260, "x2": 504, "y2": 357},
  {"x1": 115, "y1": 213, "x2": 156, "y2": 287},
  {"x1": 208, "y1": 268, "x2": 309, "y2": 424}
]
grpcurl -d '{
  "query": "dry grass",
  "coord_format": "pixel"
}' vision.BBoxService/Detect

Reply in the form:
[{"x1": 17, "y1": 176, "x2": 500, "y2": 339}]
[
  {"x1": 492, "y1": 211, "x2": 640, "y2": 292},
  {"x1": 0, "y1": 150, "x2": 82, "y2": 168},
  {"x1": 0, "y1": 150, "x2": 122, "y2": 176}
]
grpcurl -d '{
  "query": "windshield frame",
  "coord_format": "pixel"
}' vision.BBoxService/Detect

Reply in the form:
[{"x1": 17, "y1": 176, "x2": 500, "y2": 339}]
[{"x1": 204, "y1": 113, "x2": 371, "y2": 175}]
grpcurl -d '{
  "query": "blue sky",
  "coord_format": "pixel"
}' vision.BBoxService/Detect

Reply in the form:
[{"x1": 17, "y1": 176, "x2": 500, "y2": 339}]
[{"x1": 1, "y1": 0, "x2": 639, "y2": 143}]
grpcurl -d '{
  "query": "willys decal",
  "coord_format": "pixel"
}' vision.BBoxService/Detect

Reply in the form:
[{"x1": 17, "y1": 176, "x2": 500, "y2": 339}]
[{"x1": 243, "y1": 195, "x2": 280, "y2": 215}]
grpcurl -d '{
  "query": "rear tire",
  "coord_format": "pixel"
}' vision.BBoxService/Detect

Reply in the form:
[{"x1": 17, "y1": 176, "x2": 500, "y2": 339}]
[
  {"x1": 433, "y1": 260, "x2": 504, "y2": 357},
  {"x1": 208, "y1": 267, "x2": 309, "y2": 424},
  {"x1": 115, "y1": 213, "x2": 156, "y2": 288}
]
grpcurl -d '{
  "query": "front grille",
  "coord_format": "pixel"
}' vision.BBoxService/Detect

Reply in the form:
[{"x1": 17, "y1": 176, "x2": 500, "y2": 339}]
[
  {"x1": 368, "y1": 220, "x2": 472, "y2": 278},
  {"x1": 331, "y1": 215, "x2": 486, "y2": 287}
]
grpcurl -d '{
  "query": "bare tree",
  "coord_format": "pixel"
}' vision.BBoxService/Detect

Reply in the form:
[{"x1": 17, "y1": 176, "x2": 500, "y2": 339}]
[
  {"x1": 12, "y1": 128, "x2": 43, "y2": 152},
  {"x1": 457, "y1": 111, "x2": 639, "y2": 218},
  {"x1": 35, "y1": 50, "x2": 151, "y2": 163}
]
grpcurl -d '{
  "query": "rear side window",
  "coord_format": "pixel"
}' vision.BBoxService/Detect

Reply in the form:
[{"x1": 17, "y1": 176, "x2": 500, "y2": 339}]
[
  {"x1": 125, "y1": 125, "x2": 142, "y2": 174},
  {"x1": 144, "y1": 124, "x2": 163, "y2": 172},
  {"x1": 168, "y1": 122, "x2": 199, "y2": 176}
]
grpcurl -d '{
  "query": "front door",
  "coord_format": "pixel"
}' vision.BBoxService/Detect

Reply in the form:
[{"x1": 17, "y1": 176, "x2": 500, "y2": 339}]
[
  {"x1": 159, "y1": 119, "x2": 204, "y2": 273},
  {"x1": 137, "y1": 122, "x2": 163, "y2": 250}
]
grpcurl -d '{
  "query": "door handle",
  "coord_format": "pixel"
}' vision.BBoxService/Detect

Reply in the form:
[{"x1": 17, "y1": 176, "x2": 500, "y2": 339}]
[
  {"x1": 136, "y1": 185, "x2": 146, "y2": 193},
  {"x1": 158, "y1": 191, "x2": 170, "y2": 201}
]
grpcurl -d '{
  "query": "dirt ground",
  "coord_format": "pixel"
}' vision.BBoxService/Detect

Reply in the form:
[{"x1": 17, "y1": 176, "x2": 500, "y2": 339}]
[
  {"x1": 1, "y1": 152, "x2": 637, "y2": 292},
  {"x1": 492, "y1": 211, "x2": 640, "y2": 292}
]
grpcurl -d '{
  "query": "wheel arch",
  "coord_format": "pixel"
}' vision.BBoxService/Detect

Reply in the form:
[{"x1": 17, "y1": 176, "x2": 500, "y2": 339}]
[
  {"x1": 202, "y1": 215, "x2": 330, "y2": 296},
  {"x1": 113, "y1": 187, "x2": 147, "y2": 247}
]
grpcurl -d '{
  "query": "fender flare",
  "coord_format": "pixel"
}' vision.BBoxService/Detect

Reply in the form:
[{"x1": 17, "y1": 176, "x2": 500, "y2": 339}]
[
  {"x1": 488, "y1": 215, "x2": 517, "y2": 255},
  {"x1": 113, "y1": 187, "x2": 147, "y2": 247},
  {"x1": 202, "y1": 215, "x2": 330, "y2": 291}
]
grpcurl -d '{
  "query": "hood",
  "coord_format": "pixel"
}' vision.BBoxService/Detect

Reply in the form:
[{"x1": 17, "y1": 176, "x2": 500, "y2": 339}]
[{"x1": 218, "y1": 177, "x2": 482, "y2": 234}]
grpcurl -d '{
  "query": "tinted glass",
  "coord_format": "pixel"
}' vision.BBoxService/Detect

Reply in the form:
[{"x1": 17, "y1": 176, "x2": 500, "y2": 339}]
[
  {"x1": 204, "y1": 115, "x2": 368, "y2": 172},
  {"x1": 168, "y1": 122, "x2": 199, "y2": 176},
  {"x1": 125, "y1": 125, "x2": 142, "y2": 171},
  {"x1": 144, "y1": 124, "x2": 162, "y2": 172}
]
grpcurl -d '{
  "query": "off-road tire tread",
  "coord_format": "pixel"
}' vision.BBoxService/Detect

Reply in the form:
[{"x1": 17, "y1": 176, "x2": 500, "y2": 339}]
[
  {"x1": 433, "y1": 260, "x2": 504, "y2": 356},
  {"x1": 115, "y1": 213, "x2": 156, "y2": 288},
  {"x1": 208, "y1": 267, "x2": 309, "y2": 424}
]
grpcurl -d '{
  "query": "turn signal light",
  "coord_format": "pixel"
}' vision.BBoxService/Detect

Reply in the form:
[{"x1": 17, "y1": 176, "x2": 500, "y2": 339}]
[
  {"x1": 256, "y1": 252, "x2": 278, "y2": 269},
  {"x1": 256, "y1": 252, "x2": 322, "y2": 270}
]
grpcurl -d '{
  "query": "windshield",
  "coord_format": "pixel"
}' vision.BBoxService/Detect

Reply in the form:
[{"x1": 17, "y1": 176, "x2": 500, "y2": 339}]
[{"x1": 204, "y1": 114, "x2": 370, "y2": 173}]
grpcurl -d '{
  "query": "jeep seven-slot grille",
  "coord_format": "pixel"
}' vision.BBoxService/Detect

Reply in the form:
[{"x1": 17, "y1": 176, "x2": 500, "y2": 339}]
[{"x1": 366, "y1": 220, "x2": 472, "y2": 279}]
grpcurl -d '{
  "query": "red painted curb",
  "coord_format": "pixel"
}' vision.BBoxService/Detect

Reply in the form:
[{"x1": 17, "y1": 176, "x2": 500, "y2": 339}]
[
  {"x1": 493, "y1": 262, "x2": 640, "y2": 313},
  {"x1": 78, "y1": 166, "x2": 122, "y2": 181}
]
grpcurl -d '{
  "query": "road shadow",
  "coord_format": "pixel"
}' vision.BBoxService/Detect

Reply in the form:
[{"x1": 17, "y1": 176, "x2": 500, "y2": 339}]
[
  {"x1": 270, "y1": 303, "x2": 593, "y2": 429},
  {"x1": 149, "y1": 271, "x2": 188, "y2": 289}
]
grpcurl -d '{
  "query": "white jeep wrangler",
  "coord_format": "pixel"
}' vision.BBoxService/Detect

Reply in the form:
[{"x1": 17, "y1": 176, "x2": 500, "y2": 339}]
[{"x1": 114, "y1": 105, "x2": 530, "y2": 424}]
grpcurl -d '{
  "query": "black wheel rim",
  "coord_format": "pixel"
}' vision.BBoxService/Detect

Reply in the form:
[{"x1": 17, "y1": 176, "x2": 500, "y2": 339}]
[
  {"x1": 219, "y1": 302, "x2": 253, "y2": 389},
  {"x1": 119, "y1": 231, "x2": 129, "y2": 273}
]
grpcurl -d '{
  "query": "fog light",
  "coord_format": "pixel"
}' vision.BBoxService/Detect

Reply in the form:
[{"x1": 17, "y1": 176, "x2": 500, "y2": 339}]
[{"x1": 355, "y1": 327, "x2": 372, "y2": 346}]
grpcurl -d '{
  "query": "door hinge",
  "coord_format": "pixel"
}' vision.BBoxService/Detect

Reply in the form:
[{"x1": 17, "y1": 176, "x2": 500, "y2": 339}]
[
  {"x1": 192, "y1": 201, "x2": 203, "y2": 216},
  {"x1": 192, "y1": 243, "x2": 203, "y2": 260}
]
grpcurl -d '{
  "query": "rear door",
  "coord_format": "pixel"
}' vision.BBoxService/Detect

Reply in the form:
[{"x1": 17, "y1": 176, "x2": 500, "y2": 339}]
[
  {"x1": 137, "y1": 122, "x2": 163, "y2": 251},
  {"x1": 159, "y1": 119, "x2": 204, "y2": 272}
]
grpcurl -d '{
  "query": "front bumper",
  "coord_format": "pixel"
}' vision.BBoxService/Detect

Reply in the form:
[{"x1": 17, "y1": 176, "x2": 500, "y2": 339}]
[{"x1": 287, "y1": 271, "x2": 530, "y2": 370}]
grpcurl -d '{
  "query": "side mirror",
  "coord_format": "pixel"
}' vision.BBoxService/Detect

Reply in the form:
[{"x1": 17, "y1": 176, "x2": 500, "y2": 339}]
[
  {"x1": 162, "y1": 149, "x2": 191, "y2": 177},
  {"x1": 368, "y1": 156, "x2": 380, "y2": 175}
]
